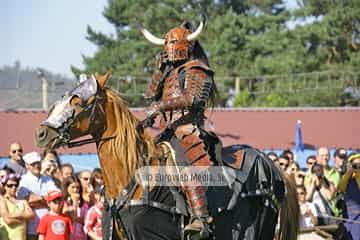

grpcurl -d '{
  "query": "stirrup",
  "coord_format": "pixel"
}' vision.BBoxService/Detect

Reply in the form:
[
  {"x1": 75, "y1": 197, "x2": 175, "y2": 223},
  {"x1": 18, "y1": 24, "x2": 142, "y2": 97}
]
[{"x1": 184, "y1": 216, "x2": 212, "y2": 240}]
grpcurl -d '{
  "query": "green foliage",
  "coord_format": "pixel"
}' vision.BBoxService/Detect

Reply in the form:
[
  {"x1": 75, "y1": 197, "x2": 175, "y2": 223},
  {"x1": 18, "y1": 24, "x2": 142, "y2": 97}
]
[
  {"x1": 233, "y1": 89, "x2": 253, "y2": 107},
  {"x1": 74, "y1": 0, "x2": 360, "y2": 107}
]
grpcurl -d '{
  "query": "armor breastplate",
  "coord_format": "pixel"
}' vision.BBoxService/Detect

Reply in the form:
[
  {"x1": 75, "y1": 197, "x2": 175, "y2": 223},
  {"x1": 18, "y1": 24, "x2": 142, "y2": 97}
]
[
  {"x1": 158, "y1": 60, "x2": 213, "y2": 127},
  {"x1": 162, "y1": 67, "x2": 183, "y2": 102}
]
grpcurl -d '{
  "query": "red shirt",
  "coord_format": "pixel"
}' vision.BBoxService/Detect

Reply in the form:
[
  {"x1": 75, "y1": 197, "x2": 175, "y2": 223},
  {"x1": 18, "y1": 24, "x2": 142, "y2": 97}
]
[
  {"x1": 83, "y1": 202, "x2": 103, "y2": 238},
  {"x1": 37, "y1": 213, "x2": 73, "y2": 240}
]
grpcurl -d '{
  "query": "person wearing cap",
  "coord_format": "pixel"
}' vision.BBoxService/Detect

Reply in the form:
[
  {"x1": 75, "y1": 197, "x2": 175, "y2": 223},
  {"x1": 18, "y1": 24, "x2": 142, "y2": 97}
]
[
  {"x1": 37, "y1": 190, "x2": 73, "y2": 240},
  {"x1": 0, "y1": 173, "x2": 34, "y2": 240},
  {"x1": 337, "y1": 153, "x2": 360, "y2": 240},
  {"x1": 333, "y1": 148, "x2": 348, "y2": 176},
  {"x1": 17, "y1": 151, "x2": 58, "y2": 240}
]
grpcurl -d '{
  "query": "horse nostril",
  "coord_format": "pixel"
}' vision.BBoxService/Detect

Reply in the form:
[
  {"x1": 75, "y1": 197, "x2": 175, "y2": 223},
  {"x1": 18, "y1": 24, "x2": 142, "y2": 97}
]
[{"x1": 37, "y1": 127, "x2": 48, "y2": 140}]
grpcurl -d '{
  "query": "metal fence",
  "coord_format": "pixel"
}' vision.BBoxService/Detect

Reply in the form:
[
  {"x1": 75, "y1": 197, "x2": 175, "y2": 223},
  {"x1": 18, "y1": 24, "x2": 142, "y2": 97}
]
[{"x1": 1, "y1": 70, "x2": 359, "y2": 110}]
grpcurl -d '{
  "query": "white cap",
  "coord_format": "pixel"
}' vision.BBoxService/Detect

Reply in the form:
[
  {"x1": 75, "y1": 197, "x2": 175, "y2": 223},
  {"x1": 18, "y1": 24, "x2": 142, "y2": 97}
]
[{"x1": 23, "y1": 152, "x2": 41, "y2": 165}]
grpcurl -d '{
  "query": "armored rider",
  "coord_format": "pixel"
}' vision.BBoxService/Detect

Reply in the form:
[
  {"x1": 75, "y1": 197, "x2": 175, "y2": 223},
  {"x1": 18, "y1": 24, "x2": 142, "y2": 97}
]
[{"x1": 140, "y1": 17, "x2": 217, "y2": 238}]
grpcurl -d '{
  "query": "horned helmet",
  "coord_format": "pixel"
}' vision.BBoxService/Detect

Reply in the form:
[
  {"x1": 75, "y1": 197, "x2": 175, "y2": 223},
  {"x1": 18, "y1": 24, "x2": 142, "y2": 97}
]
[{"x1": 140, "y1": 18, "x2": 204, "y2": 62}]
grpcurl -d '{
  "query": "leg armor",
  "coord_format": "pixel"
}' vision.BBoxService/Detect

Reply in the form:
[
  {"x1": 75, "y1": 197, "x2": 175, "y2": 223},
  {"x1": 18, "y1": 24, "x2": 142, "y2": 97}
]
[{"x1": 173, "y1": 125, "x2": 213, "y2": 238}]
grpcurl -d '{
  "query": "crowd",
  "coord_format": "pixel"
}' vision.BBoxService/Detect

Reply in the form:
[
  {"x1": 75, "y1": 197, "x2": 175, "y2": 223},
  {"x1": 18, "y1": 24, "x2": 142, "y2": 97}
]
[
  {"x1": 0, "y1": 142, "x2": 104, "y2": 240},
  {"x1": 0, "y1": 142, "x2": 359, "y2": 240},
  {"x1": 267, "y1": 147, "x2": 360, "y2": 240}
]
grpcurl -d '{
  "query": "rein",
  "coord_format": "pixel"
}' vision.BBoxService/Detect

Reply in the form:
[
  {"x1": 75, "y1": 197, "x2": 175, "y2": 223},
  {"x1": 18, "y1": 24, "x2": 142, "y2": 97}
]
[{"x1": 55, "y1": 95, "x2": 115, "y2": 149}]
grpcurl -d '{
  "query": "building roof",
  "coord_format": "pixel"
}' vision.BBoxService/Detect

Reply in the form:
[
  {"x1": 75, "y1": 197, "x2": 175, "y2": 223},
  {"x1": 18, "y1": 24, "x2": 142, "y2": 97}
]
[{"x1": 0, "y1": 107, "x2": 359, "y2": 157}]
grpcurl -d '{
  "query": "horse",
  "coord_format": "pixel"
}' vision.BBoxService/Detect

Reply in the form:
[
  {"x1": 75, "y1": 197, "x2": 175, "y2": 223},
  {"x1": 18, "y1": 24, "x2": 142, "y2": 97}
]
[{"x1": 35, "y1": 72, "x2": 299, "y2": 240}]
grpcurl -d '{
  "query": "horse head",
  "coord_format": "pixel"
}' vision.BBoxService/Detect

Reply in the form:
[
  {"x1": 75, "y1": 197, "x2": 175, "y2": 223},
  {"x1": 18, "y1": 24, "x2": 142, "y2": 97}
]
[{"x1": 35, "y1": 71, "x2": 111, "y2": 150}]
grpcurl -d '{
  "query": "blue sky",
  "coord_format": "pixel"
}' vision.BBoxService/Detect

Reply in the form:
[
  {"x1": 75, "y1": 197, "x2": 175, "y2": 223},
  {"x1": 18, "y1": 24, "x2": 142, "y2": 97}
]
[
  {"x1": 1, "y1": 1, "x2": 298, "y2": 78},
  {"x1": 0, "y1": 0, "x2": 113, "y2": 78}
]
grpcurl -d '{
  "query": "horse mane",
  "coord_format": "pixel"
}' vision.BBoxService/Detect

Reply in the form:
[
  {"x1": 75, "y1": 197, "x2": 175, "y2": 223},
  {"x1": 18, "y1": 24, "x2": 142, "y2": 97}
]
[{"x1": 102, "y1": 88, "x2": 157, "y2": 179}]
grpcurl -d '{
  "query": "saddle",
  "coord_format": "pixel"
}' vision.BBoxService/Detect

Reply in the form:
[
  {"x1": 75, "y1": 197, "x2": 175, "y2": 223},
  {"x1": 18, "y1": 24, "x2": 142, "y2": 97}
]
[{"x1": 163, "y1": 129, "x2": 285, "y2": 215}]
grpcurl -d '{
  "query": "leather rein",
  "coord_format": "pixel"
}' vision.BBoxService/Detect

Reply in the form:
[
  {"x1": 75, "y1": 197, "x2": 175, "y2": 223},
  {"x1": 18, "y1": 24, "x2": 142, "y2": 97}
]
[{"x1": 54, "y1": 95, "x2": 115, "y2": 149}]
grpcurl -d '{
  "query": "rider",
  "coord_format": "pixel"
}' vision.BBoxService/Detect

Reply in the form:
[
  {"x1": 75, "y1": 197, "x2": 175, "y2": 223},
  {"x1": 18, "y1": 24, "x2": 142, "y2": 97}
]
[{"x1": 141, "y1": 19, "x2": 217, "y2": 238}]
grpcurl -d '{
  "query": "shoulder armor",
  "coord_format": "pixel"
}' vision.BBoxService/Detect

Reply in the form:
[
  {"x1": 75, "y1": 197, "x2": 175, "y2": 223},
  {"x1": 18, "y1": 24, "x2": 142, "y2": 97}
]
[{"x1": 181, "y1": 60, "x2": 214, "y2": 74}]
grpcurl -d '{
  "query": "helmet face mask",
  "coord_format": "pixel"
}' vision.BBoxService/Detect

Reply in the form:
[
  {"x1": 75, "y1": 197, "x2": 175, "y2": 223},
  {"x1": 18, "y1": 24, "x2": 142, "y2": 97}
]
[
  {"x1": 140, "y1": 18, "x2": 204, "y2": 62},
  {"x1": 164, "y1": 27, "x2": 193, "y2": 62}
]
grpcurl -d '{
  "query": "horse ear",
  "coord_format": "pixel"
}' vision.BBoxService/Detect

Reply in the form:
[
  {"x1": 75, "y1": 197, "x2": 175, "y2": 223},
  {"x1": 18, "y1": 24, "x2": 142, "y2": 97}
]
[{"x1": 95, "y1": 70, "x2": 112, "y2": 88}]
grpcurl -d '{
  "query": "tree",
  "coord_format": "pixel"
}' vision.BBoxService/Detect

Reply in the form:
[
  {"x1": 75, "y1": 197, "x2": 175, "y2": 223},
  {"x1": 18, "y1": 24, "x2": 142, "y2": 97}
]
[
  {"x1": 72, "y1": 0, "x2": 289, "y2": 106},
  {"x1": 73, "y1": 0, "x2": 359, "y2": 107}
]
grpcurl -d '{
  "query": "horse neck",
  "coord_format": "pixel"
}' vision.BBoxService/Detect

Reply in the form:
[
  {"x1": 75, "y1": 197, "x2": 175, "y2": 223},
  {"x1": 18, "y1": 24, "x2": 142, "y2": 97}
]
[{"x1": 95, "y1": 93, "x2": 152, "y2": 199}]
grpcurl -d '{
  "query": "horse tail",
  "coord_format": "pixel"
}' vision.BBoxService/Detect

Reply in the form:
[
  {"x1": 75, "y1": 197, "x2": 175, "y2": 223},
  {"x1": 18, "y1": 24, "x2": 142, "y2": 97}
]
[{"x1": 277, "y1": 173, "x2": 300, "y2": 240}]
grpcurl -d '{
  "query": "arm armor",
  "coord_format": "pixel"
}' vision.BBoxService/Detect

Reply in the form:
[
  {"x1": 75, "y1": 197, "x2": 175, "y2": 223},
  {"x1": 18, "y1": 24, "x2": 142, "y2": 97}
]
[
  {"x1": 144, "y1": 70, "x2": 162, "y2": 100},
  {"x1": 144, "y1": 53, "x2": 165, "y2": 101},
  {"x1": 157, "y1": 62, "x2": 214, "y2": 112}
]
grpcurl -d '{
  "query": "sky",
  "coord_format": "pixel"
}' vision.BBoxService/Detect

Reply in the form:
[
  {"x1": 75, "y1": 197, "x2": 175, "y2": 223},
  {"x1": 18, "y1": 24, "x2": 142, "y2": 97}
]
[
  {"x1": 0, "y1": 0, "x2": 114, "y2": 78},
  {"x1": 1, "y1": 0, "x2": 298, "y2": 79}
]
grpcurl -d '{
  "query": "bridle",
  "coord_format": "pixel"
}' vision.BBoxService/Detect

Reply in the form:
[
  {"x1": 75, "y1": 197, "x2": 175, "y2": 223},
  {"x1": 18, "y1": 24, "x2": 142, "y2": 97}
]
[{"x1": 47, "y1": 92, "x2": 114, "y2": 149}]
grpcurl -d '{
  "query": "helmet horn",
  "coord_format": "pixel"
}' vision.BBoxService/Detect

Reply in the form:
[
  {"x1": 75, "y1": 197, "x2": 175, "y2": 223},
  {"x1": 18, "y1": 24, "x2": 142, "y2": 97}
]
[
  {"x1": 139, "y1": 24, "x2": 165, "y2": 45},
  {"x1": 187, "y1": 18, "x2": 204, "y2": 41}
]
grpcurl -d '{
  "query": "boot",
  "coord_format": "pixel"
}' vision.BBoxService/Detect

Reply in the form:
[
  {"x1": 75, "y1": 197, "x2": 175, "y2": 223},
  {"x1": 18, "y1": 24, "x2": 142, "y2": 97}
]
[{"x1": 183, "y1": 185, "x2": 212, "y2": 239}]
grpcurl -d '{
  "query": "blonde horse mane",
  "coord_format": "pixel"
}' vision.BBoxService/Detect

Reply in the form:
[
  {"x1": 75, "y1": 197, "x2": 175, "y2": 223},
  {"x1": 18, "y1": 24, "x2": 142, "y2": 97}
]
[{"x1": 102, "y1": 88, "x2": 157, "y2": 179}]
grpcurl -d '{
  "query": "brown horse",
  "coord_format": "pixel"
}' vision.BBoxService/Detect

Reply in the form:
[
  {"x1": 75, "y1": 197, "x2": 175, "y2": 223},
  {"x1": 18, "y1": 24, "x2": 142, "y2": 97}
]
[{"x1": 35, "y1": 72, "x2": 299, "y2": 240}]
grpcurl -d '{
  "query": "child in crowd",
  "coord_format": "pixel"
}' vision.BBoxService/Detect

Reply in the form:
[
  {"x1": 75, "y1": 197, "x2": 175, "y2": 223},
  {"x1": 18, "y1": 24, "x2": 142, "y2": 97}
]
[
  {"x1": 62, "y1": 175, "x2": 89, "y2": 240},
  {"x1": 297, "y1": 185, "x2": 318, "y2": 228},
  {"x1": 83, "y1": 185, "x2": 104, "y2": 240},
  {"x1": 37, "y1": 190, "x2": 72, "y2": 240}
]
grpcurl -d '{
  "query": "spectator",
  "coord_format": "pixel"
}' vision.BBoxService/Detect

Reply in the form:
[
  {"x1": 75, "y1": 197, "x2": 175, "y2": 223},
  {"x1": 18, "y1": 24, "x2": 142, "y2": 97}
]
[
  {"x1": 17, "y1": 151, "x2": 58, "y2": 240},
  {"x1": 78, "y1": 170, "x2": 94, "y2": 205},
  {"x1": 4, "y1": 142, "x2": 26, "y2": 175},
  {"x1": 305, "y1": 163, "x2": 336, "y2": 225},
  {"x1": 297, "y1": 185, "x2": 318, "y2": 228},
  {"x1": 316, "y1": 147, "x2": 341, "y2": 187},
  {"x1": 0, "y1": 166, "x2": 14, "y2": 197},
  {"x1": 41, "y1": 159, "x2": 62, "y2": 189},
  {"x1": 278, "y1": 154, "x2": 290, "y2": 171},
  {"x1": 267, "y1": 152, "x2": 279, "y2": 166},
  {"x1": 61, "y1": 164, "x2": 74, "y2": 181},
  {"x1": 83, "y1": 185, "x2": 104, "y2": 240},
  {"x1": 0, "y1": 173, "x2": 34, "y2": 240},
  {"x1": 282, "y1": 149, "x2": 294, "y2": 163},
  {"x1": 62, "y1": 175, "x2": 88, "y2": 240},
  {"x1": 37, "y1": 190, "x2": 72, "y2": 240},
  {"x1": 294, "y1": 171, "x2": 306, "y2": 186},
  {"x1": 337, "y1": 153, "x2": 360, "y2": 240},
  {"x1": 90, "y1": 168, "x2": 104, "y2": 189},
  {"x1": 286, "y1": 162, "x2": 300, "y2": 177},
  {"x1": 304, "y1": 155, "x2": 316, "y2": 186},
  {"x1": 43, "y1": 149, "x2": 61, "y2": 167},
  {"x1": 333, "y1": 148, "x2": 347, "y2": 176}
]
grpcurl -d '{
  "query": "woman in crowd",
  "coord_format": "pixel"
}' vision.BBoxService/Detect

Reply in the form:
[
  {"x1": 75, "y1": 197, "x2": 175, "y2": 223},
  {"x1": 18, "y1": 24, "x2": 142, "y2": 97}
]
[
  {"x1": 42, "y1": 149, "x2": 62, "y2": 188},
  {"x1": 90, "y1": 168, "x2": 104, "y2": 189},
  {"x1": 62, "y1": 175, "x2": 89, "y2": 240},
  {"x1": 0, "y1": 173, "x2": 34, "y2": 240}
]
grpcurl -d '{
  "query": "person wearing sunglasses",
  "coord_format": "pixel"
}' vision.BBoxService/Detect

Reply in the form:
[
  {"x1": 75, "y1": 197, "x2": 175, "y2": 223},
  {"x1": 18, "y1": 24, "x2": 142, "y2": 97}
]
[
  {"x1": 338, "y1": 153, "x2": 360, "y2": 240},
  {"x1": 0, "y1": 173, "x2": 34, "y2": 240},
  {"x1": 78, "y1": 170, "x2": 94, "y2": 205},
  {"x1": 0, "y1": 166, "x2": 14, "y2": 197},
  {"x1": 4, "y1": 142, "x2": 26, "y2": 176}
]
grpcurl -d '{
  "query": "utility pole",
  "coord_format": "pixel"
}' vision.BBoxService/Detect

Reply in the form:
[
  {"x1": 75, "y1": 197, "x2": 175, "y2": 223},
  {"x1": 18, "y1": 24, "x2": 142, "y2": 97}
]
[
  {"x1": 37, "y1": 68, "x2": 48, "y2": 110},
  {"x1": 235, "y1": 77, "x2": 241, "y2": 95}
]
